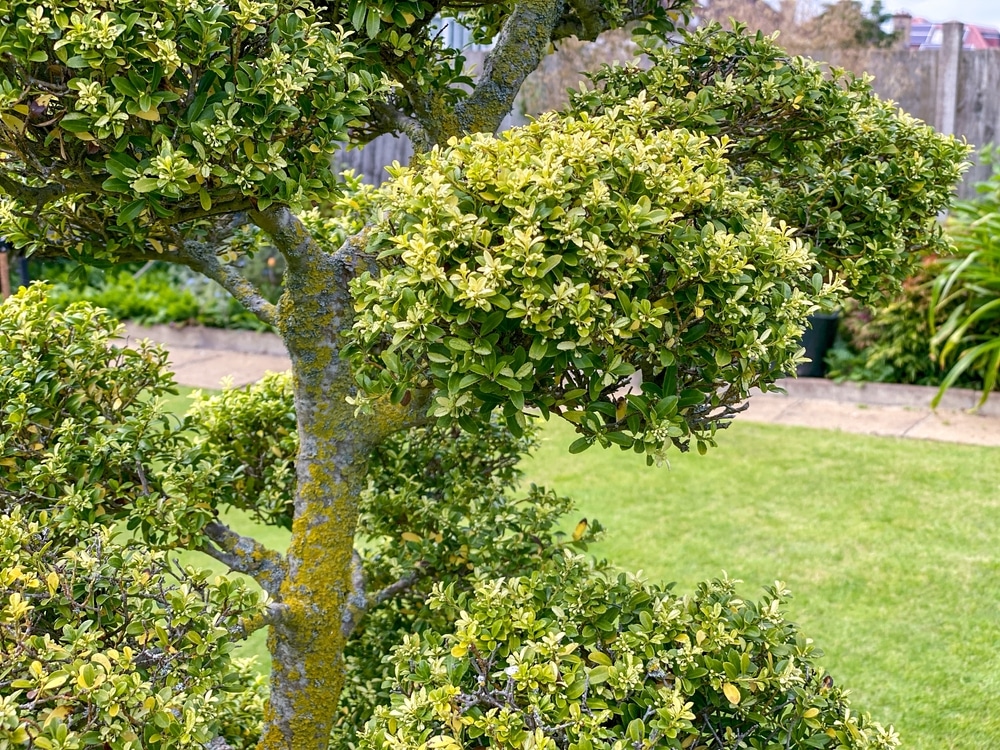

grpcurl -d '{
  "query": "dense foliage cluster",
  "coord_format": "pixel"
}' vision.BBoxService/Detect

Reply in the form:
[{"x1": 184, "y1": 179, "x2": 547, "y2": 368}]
[
  {"x1": 1, "y1": 291, "x2": 903, "y2": 750},
  {"x1": 0, "y1": 286, "x2": 267, "y2": 749},
  {"x1": 186, "y1": 371, "x2": 299, "y2": 529},
  {"x1": 346, "y1": 26, "x2": 965, "y2": 462},
  {"x1": 348, "y1": 105, "x2": 831, "y2": 460},
  {"x1": 570, "y1": 25, "x2": 968, "y2": 305},
  {"x1": 360, "y1": 563, "x2": 899, "y2": 750},
  {"x1": 0, "y1": 510, "x2": 267, "y2": 750},
  {"x1": 0, "y1": 0, "x2": 381, "y2": 259},
  {"x1": 0, "y1": 284, "x2": 210, "y2": 543}
]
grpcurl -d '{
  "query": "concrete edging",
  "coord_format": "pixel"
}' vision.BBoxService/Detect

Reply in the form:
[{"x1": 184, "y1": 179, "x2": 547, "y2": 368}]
[
  {"x1": 774, "y1": 377, "x2": 1000, "y2": 418},
  {"x1": 120, "y1": 322, "x2": 287, "y2": 357}
]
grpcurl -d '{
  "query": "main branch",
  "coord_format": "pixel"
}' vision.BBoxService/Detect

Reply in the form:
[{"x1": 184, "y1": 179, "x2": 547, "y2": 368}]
[
  {"x1": 201, "y1": 520, "x2": 288, "y2": 598},
  {"x1": 180, "y1": 239, "x2": 278, "y2": 327},
  {"x1": 0, "y1": 172, "x2": 65, "y2": 209},
  {"x1": 452, "y1": 0, "x2": 564, "y2": 136},
  {"x1": 369, "y1": 102, "x2": 434, "y2": 152}
]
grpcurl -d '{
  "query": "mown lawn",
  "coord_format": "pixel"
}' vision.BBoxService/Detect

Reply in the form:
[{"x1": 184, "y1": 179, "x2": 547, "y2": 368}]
[
  {"x1": 521, "y1": 418, "x2": 1000, "y2": 750},
  {"x1": 165, "y1": 386, "x2": 1000, "y2": 749}
]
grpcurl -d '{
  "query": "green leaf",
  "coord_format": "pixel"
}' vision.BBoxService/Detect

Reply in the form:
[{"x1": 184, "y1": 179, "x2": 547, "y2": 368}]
[
  {"x1": 111, "y1": 76, "x2": 140, "y2": 98},
  {"x1": 366, "y1": 10, "x2": 381, "y2": 39},
  {"x1": 537, "y1": 254, "x2": 562, "y2": 277},
  {"x1": 606, "y1": 431, "x2": 633, "y2": 447},
  {"x1": 351, "y1": 2, "x2": 366, "y2": 30},
  {"x1": 528, "y1": 338, "x2": 549, "y2": 360},
  {"x1": 565, "y1": 676, "x2": 587, "y2": 700},
  {"x1": 117, "y1": 199, "x2": 146, "y2": 225},
  {"x1": 132, "y1": 178, "x2": 161, "y2": 193},
  {"x1": 588, "y1": 666, "x2": 609, "y2": 685},
  {"x1": 589, "y1": 651, "x2": 612, "y2": 666}
]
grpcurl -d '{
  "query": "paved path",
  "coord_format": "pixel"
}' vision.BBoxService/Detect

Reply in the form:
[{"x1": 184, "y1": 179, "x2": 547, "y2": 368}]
[
  {"x1": 746, "y1": 381, "x2": 1000, "y2": 447},
  {"x1": 123, "y1": 323, "x2": 1000, "y2": 448},
  {"x1": 121, "y1": 322, "x2": 289, "y2": 389}
]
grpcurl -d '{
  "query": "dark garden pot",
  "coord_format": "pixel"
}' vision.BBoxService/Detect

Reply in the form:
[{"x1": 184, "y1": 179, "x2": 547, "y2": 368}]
[{"x1": 797, "y1": 312, "x2": 839, "y2": 378}]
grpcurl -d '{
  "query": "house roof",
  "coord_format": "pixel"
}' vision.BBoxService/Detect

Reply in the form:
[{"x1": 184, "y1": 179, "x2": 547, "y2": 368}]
[{"x1": 907, "y1": 17, "x2": 1000, "y2": 49}]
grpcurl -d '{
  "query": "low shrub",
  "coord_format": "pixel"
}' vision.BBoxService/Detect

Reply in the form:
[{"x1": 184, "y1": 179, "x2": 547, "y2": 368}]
[
  {"x1": 826, "y1": 261, "x2": 950, "y2": 387},
  {"x1": 0, "y1": 285, "x2": 267, "y2": 750},
  {"x1": 929, "y1": 155, "x2": 1000, "y2": 405}
]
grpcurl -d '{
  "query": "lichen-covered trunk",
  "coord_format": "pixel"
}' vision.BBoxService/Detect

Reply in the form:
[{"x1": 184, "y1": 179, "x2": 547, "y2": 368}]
[
  {"x1": 258, "y1": 372, "x2": 370, "y2": 749},
  {"x1": 255, "y1": 246, "x2": 380, "y2": 750}
]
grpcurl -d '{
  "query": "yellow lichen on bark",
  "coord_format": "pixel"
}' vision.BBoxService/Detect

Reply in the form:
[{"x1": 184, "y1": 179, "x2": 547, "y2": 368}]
[{"x1": 252, "y1": 207, "x2": 428, "y2": 750}]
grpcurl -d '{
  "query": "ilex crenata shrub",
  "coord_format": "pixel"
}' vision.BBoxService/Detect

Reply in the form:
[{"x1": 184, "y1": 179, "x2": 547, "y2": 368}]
[
  {"x1": 345, "y1": 25, "x2": 967, "y2": 464},
  {"x1": 0, "y1": 286, "x2": 267, "y2": 750},
  {"x1": 360, "y1": 560, "x2": 900, "y2": 750},
  {"x1": 173, "y1": 360, "x2": 900, "y2": 750}
]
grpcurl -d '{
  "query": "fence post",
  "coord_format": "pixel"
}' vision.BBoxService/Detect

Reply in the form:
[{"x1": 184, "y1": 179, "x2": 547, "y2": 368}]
[
  {"x1": 892, "y1": 13, "x2": 912, "y2": 49},
  {"x1": 0, "y1": 248, "x2": 9, "y2": 300},
  {"x1": 935, "y1": 21, "x2": 964, "y2": 135}
]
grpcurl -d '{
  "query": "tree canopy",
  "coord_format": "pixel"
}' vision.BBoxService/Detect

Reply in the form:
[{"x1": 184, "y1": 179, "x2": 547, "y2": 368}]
[{"x1": 0, "y1": 0, "x2": 969, "y2": 747}]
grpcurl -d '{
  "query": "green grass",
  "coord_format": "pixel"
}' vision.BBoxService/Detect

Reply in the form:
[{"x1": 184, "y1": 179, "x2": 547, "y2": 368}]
[
  {"x1": 520, "y1": 418, "x2": 1000, "y2": 750},
  {"x1": 161, "y1": 386, "x2": 1000, "y2": 748},
  {"x1": 161, "y1": 386, "x2": 202, "y2": 416}
]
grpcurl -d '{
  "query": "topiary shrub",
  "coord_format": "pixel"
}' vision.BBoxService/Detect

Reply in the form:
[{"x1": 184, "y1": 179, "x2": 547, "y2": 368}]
[
  {"x1": 2, "y1": 288, "x2": 898, "y2": 750},
  {"x1": 186, "y1": 382, "x2": 899, "y2": 750},
  {"x1": 0, "y1": 285, "x2": 267, "y2": 750},
  {"x1": 359, "y1": 557, "x2": 899, "y2": 750}
]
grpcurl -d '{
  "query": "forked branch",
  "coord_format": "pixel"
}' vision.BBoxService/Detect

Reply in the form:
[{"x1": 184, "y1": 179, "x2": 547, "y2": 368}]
[
  {"x1": 340, "y1": 553, "x2": 427, "y2": 638},
  {"x1": 201, "y1": 520, "x2": 288, "y2": 598},
  {"x1": 453, "y1": 0, "x2": 564, "y2": 136}
]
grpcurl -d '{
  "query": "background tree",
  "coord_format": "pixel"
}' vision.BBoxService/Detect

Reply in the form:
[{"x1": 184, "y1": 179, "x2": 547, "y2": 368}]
[
  {"x1": 698, "y1": 0, "x2": 897, "y2": 51},
  {"x1": 0, "y1": 0, "x2": 967, "y2": 748}
]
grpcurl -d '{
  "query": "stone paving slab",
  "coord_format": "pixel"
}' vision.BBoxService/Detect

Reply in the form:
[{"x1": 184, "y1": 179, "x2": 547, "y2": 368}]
[
  {"x1": 742, "y1": 392, "x2": 1000, "y2": 447},
  {"x1": 120, "y1": 322, "x2": 286, "y2": 357},
  {"x1": 900, "y1": 407, "x2": 1000, "y2": 447},
  {"x1": 121, "y1": 324, "x2": 1000, "y2": 448},
  {"x1": 162, "y1": 346, "x2": 291, "y2": 389},
  {"x1": 773, "y1": 377, "x2": 1000, "y2": 417},
  {"x1": 744, "y1": 395, "x2": 925, "y2": 438}
]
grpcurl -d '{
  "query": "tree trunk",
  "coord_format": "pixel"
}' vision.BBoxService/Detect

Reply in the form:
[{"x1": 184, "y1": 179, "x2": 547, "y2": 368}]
[
  {"x1": 253, "y1": 246, "x2": 375, "y2": 749},
  {"x1": 246, "y1": 207, "x2": 426, "y2": 750},
  {"x1": 251, "y1": 222, "x2": 425, "y2": 749}
]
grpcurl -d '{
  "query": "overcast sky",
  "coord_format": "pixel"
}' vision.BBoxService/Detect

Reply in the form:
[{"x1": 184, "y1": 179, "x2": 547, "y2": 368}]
[{"x1": 884, "y1": 0, "x2": 1000, "y2": 29}]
